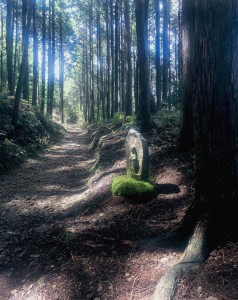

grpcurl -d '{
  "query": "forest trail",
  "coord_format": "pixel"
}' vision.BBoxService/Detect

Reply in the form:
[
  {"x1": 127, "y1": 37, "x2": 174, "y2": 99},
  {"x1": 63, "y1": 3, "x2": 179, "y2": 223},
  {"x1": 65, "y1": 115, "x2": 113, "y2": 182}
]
[{"x1": 0, "y1": 125, "x2": 191, "y2": 300}]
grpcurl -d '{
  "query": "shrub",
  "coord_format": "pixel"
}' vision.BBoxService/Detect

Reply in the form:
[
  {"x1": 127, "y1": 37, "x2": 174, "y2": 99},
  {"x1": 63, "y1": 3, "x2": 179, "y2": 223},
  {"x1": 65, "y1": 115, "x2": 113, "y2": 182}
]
[{"x1": 0, "y1": 95, "x2": 65, "y2": 172}]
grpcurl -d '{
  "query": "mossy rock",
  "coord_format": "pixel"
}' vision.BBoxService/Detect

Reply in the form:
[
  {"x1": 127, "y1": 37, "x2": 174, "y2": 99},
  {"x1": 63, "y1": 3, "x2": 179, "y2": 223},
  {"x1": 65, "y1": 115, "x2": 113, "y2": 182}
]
[{"x1": 111, "y1": 175, "x2": 155, "y2": 202}]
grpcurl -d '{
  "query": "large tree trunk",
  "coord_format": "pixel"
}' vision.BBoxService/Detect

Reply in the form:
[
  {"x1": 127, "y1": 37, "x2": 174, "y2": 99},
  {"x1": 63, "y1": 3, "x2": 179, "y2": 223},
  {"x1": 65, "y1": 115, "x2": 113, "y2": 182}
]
[
  {"x1": 193, "y1": 0, "x2": 238, "y2": 232},
  {"x1": 135, "y1": 0, "x2": 151, "y2": 131},
  {"x1": 178, "y1": 0, "x2": 194, "y2": 151},
  {"x1": 153, "y1": 1, "x2": 238, "y2": 298}
]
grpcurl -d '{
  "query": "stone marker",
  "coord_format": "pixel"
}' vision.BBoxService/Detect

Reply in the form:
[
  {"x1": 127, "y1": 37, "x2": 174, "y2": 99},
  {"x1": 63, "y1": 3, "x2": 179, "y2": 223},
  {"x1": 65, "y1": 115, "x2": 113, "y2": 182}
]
[{"x1": 125, "y1": 129, "x2": 149, "y2": 181}]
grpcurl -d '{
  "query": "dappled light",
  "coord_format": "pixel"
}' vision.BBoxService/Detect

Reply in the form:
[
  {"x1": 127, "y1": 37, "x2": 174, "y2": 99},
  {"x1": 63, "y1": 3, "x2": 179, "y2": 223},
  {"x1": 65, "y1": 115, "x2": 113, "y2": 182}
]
[{"x1": 0, "y1": 125, "x2": 191, "y2": 299}]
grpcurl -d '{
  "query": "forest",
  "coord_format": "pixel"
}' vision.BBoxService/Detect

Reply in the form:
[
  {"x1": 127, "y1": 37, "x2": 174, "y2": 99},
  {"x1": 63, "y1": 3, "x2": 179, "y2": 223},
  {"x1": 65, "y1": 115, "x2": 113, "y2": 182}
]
[{"x1": 0, "y1": 0, "x2": 238, "y2": 300}]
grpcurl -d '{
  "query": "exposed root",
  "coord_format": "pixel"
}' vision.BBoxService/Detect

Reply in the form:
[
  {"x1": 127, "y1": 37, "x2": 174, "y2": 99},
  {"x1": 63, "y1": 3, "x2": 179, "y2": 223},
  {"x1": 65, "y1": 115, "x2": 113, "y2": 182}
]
[{"x1": 152, "y1": 219, "x2": 210, "y2": 300}]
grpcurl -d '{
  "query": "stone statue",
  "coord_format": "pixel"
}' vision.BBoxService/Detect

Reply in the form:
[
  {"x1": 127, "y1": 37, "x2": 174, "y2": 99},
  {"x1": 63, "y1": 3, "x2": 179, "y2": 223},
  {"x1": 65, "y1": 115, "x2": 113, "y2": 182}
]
[{"x1": 125, "y1": 129, "x2": 149, "y2": 181}]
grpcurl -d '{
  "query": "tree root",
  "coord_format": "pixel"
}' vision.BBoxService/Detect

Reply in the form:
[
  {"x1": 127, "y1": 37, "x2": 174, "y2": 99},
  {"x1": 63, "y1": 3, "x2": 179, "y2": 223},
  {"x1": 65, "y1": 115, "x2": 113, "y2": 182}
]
[{"x1": 152, "y1": 219, "x2": 210, "y2": 300}]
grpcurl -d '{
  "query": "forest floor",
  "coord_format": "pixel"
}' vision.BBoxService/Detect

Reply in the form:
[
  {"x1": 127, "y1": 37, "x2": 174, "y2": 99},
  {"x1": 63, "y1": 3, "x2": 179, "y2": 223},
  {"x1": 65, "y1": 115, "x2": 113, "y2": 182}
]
[{"x1": 0, "y1": 125, "x2": 237, "y2": 300}]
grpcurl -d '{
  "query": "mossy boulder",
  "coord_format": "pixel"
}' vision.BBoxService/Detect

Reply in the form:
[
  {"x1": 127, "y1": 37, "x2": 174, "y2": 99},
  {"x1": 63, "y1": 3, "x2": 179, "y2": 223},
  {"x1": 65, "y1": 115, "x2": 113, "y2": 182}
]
[{"x1": 111, "y1": 175, "x2": 155, "y2": 202}]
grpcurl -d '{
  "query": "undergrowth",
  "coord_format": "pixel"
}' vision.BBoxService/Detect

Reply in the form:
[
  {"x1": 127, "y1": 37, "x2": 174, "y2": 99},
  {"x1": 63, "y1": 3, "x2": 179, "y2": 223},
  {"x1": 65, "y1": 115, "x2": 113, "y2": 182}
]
[{"x1": 0, "y1": 94, "x2": 65, "y2": 173}]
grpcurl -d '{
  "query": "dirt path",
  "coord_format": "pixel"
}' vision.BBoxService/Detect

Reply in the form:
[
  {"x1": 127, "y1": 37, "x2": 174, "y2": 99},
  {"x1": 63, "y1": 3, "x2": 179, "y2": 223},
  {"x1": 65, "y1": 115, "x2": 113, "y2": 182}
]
[{"x1": 0, "y1": 125, "x2": 191, "y2": 300}]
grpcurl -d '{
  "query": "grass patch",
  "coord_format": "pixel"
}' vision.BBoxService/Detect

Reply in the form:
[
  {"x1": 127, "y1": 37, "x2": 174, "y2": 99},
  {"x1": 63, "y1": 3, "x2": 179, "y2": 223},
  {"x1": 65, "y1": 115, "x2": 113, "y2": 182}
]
[{"x1": 112, "y1": 175, "x2": 155, "y2": 202}]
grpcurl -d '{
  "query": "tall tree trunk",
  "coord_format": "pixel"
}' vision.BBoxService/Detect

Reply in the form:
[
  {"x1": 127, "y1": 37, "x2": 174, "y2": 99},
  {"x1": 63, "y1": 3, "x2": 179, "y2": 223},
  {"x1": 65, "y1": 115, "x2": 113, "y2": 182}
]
[
  {"x1": 162, "y1": 0, "x2": 169, "y2": 102},
  {"x1": 6, "y1": 0, "x2": 14, "y2": 95},
  {"x1": 178, "y1": 0, "x2": 194, "y2": 151},
  {"x1": 178, "y1": 0, "x2": 182, "y2": 83},
  {"x1": 114, "y1": 0, "x2": 119, "y2": 113},
  {"x1": 41, "y1": 0, "x2": 46, "y2": 113},
  {"x1": 155, "y1": 0, "x2": 161, "y2": 108},
  {"x1": 124, "y1": 0, "x2": 132, "y2": 116},
  {"x1": 97, "y1": 0, "x2": 104, "y2": 120},
  {"x1": 153, "y1": 3, "x2": 238, "y2": 298},
  {"x1": 193, "y1": 0, "x2": 238, "y2": 228},
  {"x1": 12, "y1": 0, "x2": 33, "y2": 126},
  {"x1": 135, "y1": 0, "x2": 151, "y2": 131},
  {"x1": 134, "y1": 53, "x2": 139, "y2": 116},
  {"x1": 106, "y1": 0, "x2": 111, "y2": 119},
  {"x1": 47, "y1": 0, "x2": 52, "y2": 115},
  {"x1": 13, "y1": 0, "x2": 19, "y2": 94},
  {"x1": 59, "y1": 1, "x2": 64, "y2": 123},
  {"x1": 0, "y1": 3, "x2": 5, "y2": 92},
  {"x1": 89, "y1": 0, "x2": 94, "y2": 123},
  {"x1": 110, "y1": 0, "x2": 115, "y2": 117},
  {"x1": 22, "y1": 0, "x2": 29, "y2": 101},
  {"x1": 50, "y1": 0, "x2": 55, "y2": 115},
  {"x1": 32, "y1": 0, "x2": 38, "y2": 106}
]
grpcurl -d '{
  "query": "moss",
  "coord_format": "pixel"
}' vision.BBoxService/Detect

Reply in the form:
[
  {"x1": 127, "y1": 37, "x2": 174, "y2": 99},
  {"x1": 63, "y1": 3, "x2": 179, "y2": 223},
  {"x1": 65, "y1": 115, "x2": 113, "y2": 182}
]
[{"x1": 111, "y1": 175, "x2": 155, "y2": 202}]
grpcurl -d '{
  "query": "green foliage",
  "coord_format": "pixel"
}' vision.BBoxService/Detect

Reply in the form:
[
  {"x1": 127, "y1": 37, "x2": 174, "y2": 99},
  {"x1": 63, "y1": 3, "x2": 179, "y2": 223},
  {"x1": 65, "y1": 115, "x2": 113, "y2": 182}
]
[
  {"x1": 153, "y1": 110, "x2": 180, "y2": 130},
  {"x1": 111, "y1": 113, "x2": 136, "y2": 129},
  {"x1": 0, "y1": 95, "x2": 65, "y2": 172},
  {"x1": 111, "y1": 175, "x2": 155, "y2": 202}
]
